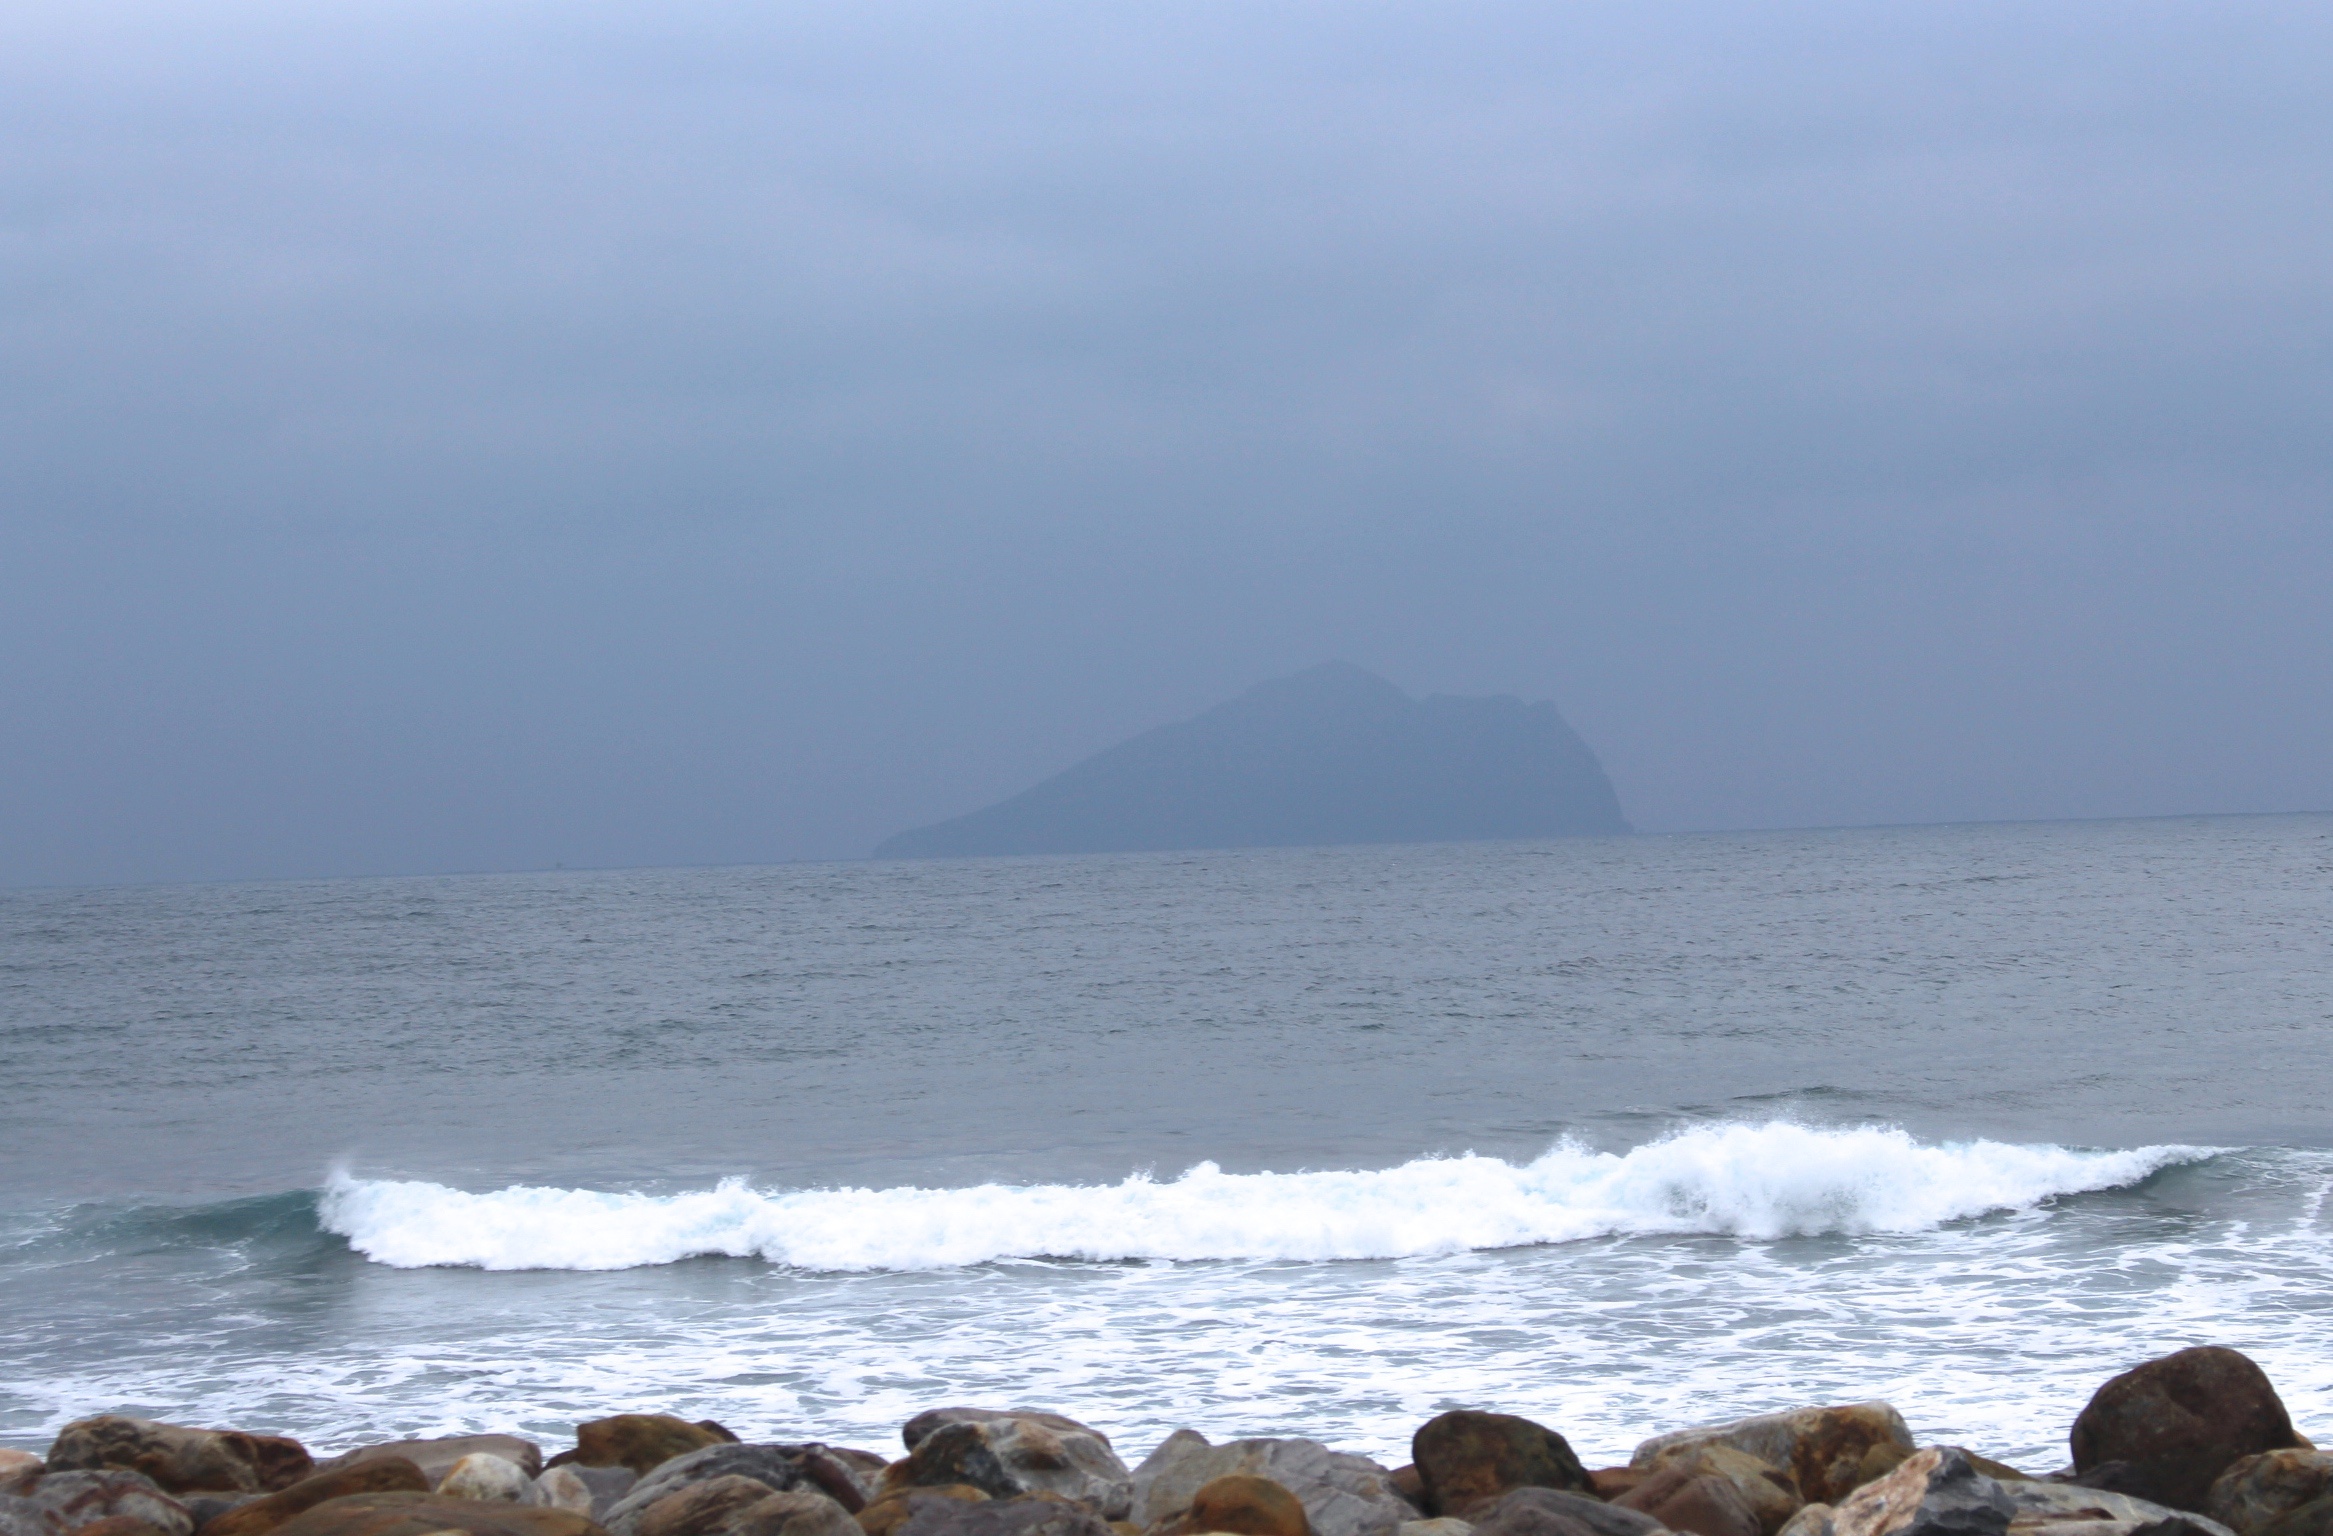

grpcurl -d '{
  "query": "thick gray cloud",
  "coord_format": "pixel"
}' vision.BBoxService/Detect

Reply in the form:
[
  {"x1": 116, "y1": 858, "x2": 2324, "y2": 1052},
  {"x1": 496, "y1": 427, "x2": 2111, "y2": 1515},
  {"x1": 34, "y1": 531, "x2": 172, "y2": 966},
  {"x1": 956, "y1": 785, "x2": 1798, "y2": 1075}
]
[{"x1": 4, "y1": 0, "x2": 2329, "y2": 885}]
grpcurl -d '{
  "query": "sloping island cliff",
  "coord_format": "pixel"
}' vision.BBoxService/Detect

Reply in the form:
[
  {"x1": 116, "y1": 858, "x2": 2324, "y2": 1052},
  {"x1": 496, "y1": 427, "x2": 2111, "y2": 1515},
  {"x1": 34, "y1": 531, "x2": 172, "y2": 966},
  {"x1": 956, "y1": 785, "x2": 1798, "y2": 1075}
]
[{"x1": 876, "y1": 662, "x2": 1629, "y2": 859}]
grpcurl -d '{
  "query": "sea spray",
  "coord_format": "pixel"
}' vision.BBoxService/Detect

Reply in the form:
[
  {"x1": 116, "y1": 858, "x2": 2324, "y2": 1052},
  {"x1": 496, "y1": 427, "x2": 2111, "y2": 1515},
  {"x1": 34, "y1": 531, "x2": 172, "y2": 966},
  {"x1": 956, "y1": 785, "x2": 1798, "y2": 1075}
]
[{"x1": 316, "y1": 1121, "x2": 2207, "y2": 1271}]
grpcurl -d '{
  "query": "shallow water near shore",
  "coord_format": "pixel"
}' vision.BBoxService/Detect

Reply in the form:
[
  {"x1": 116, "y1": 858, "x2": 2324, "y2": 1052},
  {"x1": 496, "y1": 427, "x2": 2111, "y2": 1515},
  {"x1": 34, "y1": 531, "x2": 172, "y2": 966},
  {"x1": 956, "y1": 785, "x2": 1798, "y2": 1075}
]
[{"x1": 4, "y1": 815, "x2": 2331, "y2": 1467}]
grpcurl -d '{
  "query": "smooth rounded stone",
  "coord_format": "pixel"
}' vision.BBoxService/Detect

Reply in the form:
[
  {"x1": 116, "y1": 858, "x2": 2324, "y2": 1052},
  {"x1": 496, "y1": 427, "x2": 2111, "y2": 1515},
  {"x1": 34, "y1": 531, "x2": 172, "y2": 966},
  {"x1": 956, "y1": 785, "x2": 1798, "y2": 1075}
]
[
  {"x1": 10, "y1": 1470, "x2": 195, "y2": 1536},
  {"x1": 565, "y1": 1423, "x2": 739, "y2": 1481},
  {"x1": 2210, "y1": 1453, "x2": 2333, "y2": 1536},
  {"x1": 444, "y1": 1461, "x2": 538, "y2": 1506},
  {"x1": 0, "y1": 1457, "x2": 43, "y2": 1494},
  {"x1": 201, "y1": 1459, "x2": 435, "y2": 1536},
  {"x1": 859, "y1": 1487, "x2": 991, "y2": 1536},
  {"x1": 1397, "y1": 1521, "x2": 1474, "y2": 1536},
  {"x1": 318, "y1": 1443, "x2": 546, "y2": 1490},
  {"x1": 885, "y1": 1414, "x2": 1130, "y2": 1520},
  {"x1": 265, "y1": 1491, "x2": 603, "y2": 1536},
  {"x1": 183, "y1": 1493, "x2": 261, "y2": 1528},
  {"x1": 531, "y1": 1469, "x2": 637, "y2": 1523},
  {"x1": 725, "y1": 1490, "x2": 860, "y2": 1536},
  {"x1": 2256, "y1": 1499, "x2": 2333, "y2": 1536},
  {"x1": 2071, "y1": 1348, "x2": 2302, "y2": 1514},
  {"x1": 638, "y1": 1477, "x2": 792, "y2": 1536},
  {"x1": 606, "y1": 1445, "x2": 871, "y2": 1536},
  {"x1": 1412, "y1": 1415, "x2": 1590, "y2": 1521},
  {"x1": 1172, "y1": 1477, "x2": 1311, "y2": 1536},
  {"x1": 1465, "y1": 1489, "x2": 1664, "y2": 1536},
  {"x1": 1616, "y1": 1469, "x2": 1762, "y2": 1536},
  {"x1": 893, "y1": 1497, "x2": 1116, "y2": 1536},
  {"x1": 1625, "y1": 1447, "x2": 1803, "y2": 1536},
  {"x1": 1131, "y1": 1433, "x2": 1410, "y2": 1536},
  {"x1": 1633, "y1": 1407, "x2": 1916, "y2": 1508},
  {"x1": 46, "y1": 1420, "x2": 292, "y2": 1497},
  {"x1": 71, "y1": 1518, "x2": 185, "y2": 1536}
]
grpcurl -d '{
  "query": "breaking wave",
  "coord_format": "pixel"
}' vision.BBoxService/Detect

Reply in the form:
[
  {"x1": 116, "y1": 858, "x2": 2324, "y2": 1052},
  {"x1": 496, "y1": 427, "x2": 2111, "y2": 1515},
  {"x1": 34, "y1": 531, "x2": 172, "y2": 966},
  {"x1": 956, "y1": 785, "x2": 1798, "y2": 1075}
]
[{"x1": 315, "y1": 1122, "x2": 2210, "y2": 1272}]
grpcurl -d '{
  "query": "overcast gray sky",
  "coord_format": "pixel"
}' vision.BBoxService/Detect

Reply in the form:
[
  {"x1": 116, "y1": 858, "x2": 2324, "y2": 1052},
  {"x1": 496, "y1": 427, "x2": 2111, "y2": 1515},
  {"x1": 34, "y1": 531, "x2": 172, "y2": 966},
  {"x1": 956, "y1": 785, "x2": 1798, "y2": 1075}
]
[{"x1": 4, "y1": 0, "x2": 2329, "y2": 886}]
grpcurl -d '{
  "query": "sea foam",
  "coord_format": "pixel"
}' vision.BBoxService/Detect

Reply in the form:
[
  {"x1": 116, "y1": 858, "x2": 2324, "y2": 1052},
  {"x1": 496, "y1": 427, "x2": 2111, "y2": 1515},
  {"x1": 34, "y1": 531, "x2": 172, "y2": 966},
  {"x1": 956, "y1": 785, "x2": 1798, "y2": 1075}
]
[{"x1": 316, "y1": 1122, "x2": 2204, "y2": 1271}]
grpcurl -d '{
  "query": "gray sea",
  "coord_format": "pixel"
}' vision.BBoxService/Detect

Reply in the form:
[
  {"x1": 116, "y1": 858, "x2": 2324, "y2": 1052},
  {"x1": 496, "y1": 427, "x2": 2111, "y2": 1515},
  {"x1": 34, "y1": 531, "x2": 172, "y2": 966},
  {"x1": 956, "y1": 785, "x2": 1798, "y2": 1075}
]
[{"x1": 3, "y1": 815, "x2": 2330, "y2": 1468}]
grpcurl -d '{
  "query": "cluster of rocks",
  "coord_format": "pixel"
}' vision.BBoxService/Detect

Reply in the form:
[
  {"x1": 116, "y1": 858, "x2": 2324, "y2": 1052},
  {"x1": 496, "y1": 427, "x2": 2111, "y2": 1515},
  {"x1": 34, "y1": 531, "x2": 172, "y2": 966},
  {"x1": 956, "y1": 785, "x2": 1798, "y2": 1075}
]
[{"x1": 4, "y1": 1348, "x2": 2327, "y2": 1536}]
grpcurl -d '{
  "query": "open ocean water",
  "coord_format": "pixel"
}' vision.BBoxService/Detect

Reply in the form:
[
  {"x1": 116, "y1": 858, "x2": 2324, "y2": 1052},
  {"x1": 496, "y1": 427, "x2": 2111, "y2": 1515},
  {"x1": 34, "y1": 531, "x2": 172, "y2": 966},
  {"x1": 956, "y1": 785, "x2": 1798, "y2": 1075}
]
[{"x1": 3, "y1": 814, "x2": 2330, "y2": 1469}]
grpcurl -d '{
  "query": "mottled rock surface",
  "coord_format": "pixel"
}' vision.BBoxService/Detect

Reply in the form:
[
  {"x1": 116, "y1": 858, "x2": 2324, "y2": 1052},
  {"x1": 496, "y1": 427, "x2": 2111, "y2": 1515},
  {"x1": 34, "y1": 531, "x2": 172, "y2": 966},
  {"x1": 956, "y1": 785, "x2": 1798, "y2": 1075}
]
[
  {"x1": 45, "y1": 1420, "x2": 298, "y2": 1496},
  {"x1": 1411, "y1": 1415, "x2": 1591, "y2": 1520},
  {"x1": 2207, "y1": 1452, "x2": 2333, "y2": 1536},
  {"x1": 317, "y1": 1439, "x2": 544, "y2": 1489},
  {"x1": 266, "y1": 1490, "x2": 605, "y2": 1536},
  {"x1": 886, "y1": 1414, "x2": 1129, "y2": 1519},
  {"x1": 1132, "y1": 1433, "x2": 1410, "y2": 1536},
  {"x1": 1635, "y1": 1407, "x2": 1915, "y2": 1507},
  {"x1": 199, "y1": 1458, "x2": 433, "y2": 1536},
  {"x1": 2071, "y1": 1350, "x2": 2301, "y2": 1514},
  {"x1": 1465, "y1": 1488, "x2": 1663, "y2": 1536}
]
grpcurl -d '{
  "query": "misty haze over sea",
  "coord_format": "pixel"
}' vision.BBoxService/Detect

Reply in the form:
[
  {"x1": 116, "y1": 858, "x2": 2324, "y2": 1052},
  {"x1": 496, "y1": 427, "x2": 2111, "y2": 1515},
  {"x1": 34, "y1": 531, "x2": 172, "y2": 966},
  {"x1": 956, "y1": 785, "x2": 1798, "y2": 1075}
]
[{"x1": 3, "y1": 0, "x2": 2329, "y2": 1501}]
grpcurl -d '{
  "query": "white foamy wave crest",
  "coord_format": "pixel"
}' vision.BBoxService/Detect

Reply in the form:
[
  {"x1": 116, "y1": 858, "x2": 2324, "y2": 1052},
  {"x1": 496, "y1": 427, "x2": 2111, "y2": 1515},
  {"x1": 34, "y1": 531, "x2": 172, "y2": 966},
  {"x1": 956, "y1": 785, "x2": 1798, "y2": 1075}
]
[{"x1": 317, "y1": 1122, "x2": 2208, "y2": 1271}]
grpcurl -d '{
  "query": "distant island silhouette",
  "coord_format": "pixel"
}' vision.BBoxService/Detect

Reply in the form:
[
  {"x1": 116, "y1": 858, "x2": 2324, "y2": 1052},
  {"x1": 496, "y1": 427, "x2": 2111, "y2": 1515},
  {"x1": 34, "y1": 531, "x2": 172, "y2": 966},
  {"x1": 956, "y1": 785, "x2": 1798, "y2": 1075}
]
[{"x1": 876, "y1": 661, "x2": 1630, "y2": 859}]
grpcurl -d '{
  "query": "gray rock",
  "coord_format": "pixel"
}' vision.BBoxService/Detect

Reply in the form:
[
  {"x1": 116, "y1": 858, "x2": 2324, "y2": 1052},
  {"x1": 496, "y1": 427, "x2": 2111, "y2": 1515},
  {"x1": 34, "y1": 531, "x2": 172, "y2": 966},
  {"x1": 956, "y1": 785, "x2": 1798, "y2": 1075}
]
[
  {"x1": 2004, "y1": 1479, "x2": 2237, "y2": 1536},
  {"x1": 2207, "y1": 1453, "x2": 2333, "y2": 1536},
  {"x1": 1400, "y1": 1521, "x2": 1476, "y2": 1536},
  {"x1": 894, "y1": 1499, "x2": 1117, "y2": 1536},
  {"x1": 886, "y1": 1413, "x2": 1130, "y2": 1519},
  {"x1": 0, "y1": 1497, "x2": 47, "y2": 1536},
  {"x1": 441, "y1": 1456, "x2": 535, "y2": 1504},
  {"x1": 607, "y1": 1445, "x2": 870, "y2": 1536},
  {"x1": 1131, "y1": 1431, "x2": 1412, "y2": 1536},
  {"x1": 1466, "y1": 1489, "x2": 1665, "y2": 1536},
  {"x1": 15, "y1": 1469, "x2": 196, "y2": 1536}
]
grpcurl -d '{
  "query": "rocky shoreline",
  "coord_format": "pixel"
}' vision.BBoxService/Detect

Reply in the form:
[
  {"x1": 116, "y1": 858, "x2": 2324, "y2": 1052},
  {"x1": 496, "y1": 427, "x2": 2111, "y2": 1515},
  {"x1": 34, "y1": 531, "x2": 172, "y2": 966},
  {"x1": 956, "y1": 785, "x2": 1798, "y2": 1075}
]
[{"x1": 4, "y1": 1348, "x2": 2327, "y2": 1536}]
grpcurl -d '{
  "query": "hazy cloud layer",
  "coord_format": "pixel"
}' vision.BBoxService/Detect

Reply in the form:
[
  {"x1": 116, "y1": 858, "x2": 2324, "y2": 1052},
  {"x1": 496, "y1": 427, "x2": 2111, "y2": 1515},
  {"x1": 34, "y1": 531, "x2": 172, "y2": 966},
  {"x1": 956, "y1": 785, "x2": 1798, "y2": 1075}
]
[{"x1": 5, "y1": 0, "x2": 2329, "y2": 884}]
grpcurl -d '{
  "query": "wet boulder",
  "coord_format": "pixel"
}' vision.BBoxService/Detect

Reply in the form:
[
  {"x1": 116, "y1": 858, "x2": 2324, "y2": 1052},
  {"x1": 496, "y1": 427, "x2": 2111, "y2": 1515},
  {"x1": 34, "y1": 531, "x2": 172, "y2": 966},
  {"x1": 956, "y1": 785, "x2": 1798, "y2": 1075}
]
[
  {"x1": 1132, "y1": 1433, "x2": 1411, "y2": 1536},
  {"x1": 1624, "y1": 1447, "x2": 1801, "y2": 1536},
  {"x1": 1614, "y1": 1468, "x2": 1762, "y2": 1536},
  {"x1": 2071, "y1": 1350, "x2": 2303, "y2": 1514},
  {"x1": 0, "y1": 1469, "x2": 194, "y2": 1536},
  {"x1": 631, "y1": 1476, "x2": 858, "y2": 1536},
  {"x1": 444, "y1": 1459, "x2": 540, "y2": 1505},
  {"x1": 559, "y1": 1422, "x2": 740, "y2": 1481},
  {"x1": 316, "y1": 1440, "x2": 544, "y2": 1490},
  {"x1": 45, "y1": 1420, "x2": 301, "y2": 1497},
  {"x1": 265, "y1": 1491, "x2": 603, "y2": 1536},
  {"x1": 2256, "y1": 1500, "x2": 2333, "y2": 1536},
  {"x1": 857, "y1": 1486, "x2": 989, "y2": 1536},
  {"x1": 1465, "y1": 1488, "x2": 1664, "y2": 1536},
  {"x1": 534, "y1": 1468, "x2": 640, "y2": 1521},
  {"x1": 606, "y1": 1445, "x2": 873, "y2": 1536},
  {"x1": 1634, "y1": 1406, "x2": 1915, "y2": 1507},
  {"x1": 892, "y1": 1498, "x2": 1115, "y2": 1536},
  {"x1": 1411, "y1": 1415, "x2": 1591, "y2": 1520},
  {"x1": 2208, "y1": 1452, "x2": 2333, "y2": 1536},
  {"x1": 200, "y1": 1458, "x2": 434, "y2": 1536},
  {"x1": 887, "y1": 1414, "x2": 1129, "y2": 1519},
  {"x1": 1166, "y1": 1476, "x2": 1312, "y2": 1536}
]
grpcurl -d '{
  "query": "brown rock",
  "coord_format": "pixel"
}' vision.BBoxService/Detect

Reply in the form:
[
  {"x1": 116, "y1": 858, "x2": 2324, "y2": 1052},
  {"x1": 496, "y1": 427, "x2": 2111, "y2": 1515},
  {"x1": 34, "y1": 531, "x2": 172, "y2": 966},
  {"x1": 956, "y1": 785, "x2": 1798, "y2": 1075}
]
[
  {"x1": 1180, "y1": 1477, "x2": 1311, "y2": 1536},
  {"x1": 605, "y1": 1445, "x2": 877, "y2": 1536},
  {"x1": 891, "y1": 1498, "x2": 1113, "y2": 1536},
  {"x1": 1412, "y1": 1415, "x2": 1590, "y2": 1519},
  {"x1": 0, "y1": 1455, "x2": 41, "y2": 1495},
  {"x1": 570, "y1": 1423, "x2": 739, "y2": 1481},
  {"x1": 202, "y1": 1459, "x2": 434, "y2": 1536},
  {"x1": 1627, "y1": 1446, "x2": 1801, "y2": 1536},
  {"x1": 1633, "y1": 1406, "x2": 1915, "y2": 1507},
  {"x1": 71, "y1": 1518, "x2": 181, "y2": 1536},
  {"x1": 316, "y1": 1444, "x2": 545, "y2": 1491},
  {"x1": 47, "y1": 1421, "x2": 277, "y2": 1496},
  {"x1": 2208, "y1": 1451, "x2": 2333, "y2": 1536},
  {"x1": 858, "y1": 1488, "x2": 989, "y2": 1536},
  {"x1": 248, "y1": 1446, "x2": 318, "y2": 1496},
  {"x1": 1387, "y1": 1473, "x2": 1425, "y2": 1518},
  {"x1": 2256, "y1": 1498, "x2": 2333, "y2": 1536},
  {"x1": 639, "y1": 1478, "x2": 787, "y2": 1536},
  {"x1": 2071, "y1": 1348, "x2": 2301, "y2": 1513},
  {"x1": 1586, "y1": 1475, "x2": 1642, "y2": 1503},
  {"x1": 11, "y1": 1470, "x2": 195, "y2": 1536},
  {"x1": 884, "y1": 1416, "x2": 1129, "y2": 1520},
  {"x1": 266, "y1": 1491, "x2": 602, "y2": 1536},
  {"x1": 1614, "y1": 1471, "x2": 1760, "y2": 1536}
]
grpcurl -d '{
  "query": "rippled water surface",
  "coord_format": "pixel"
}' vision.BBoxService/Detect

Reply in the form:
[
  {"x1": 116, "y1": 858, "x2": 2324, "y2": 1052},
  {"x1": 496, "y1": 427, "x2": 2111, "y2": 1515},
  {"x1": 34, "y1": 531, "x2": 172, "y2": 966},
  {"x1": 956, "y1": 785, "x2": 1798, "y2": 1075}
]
[{"x1": 3, "y1": 816, "x2": 2330, "y2": 1465}]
